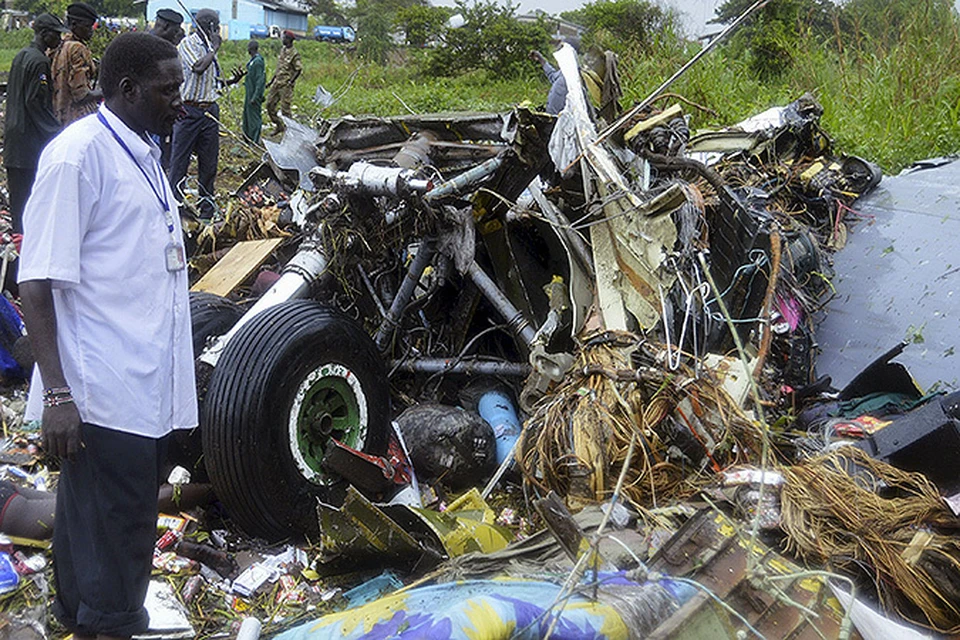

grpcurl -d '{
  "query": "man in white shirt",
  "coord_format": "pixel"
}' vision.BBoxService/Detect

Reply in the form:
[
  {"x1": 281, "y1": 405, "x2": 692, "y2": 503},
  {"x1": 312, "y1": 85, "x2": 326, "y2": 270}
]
[{"x1": 18, "y1": 32, "x2": 196, "y2": 639}]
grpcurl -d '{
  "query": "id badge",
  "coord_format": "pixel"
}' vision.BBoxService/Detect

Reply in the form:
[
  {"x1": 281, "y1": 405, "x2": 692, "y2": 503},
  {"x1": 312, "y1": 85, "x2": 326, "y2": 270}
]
[{"x1": 165, "y1": 243, "x2": 186, "y2": 272}]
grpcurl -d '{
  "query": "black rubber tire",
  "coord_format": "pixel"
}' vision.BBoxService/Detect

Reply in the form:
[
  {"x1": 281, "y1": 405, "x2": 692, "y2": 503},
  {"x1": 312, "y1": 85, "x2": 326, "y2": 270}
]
[
  {"x1": 189, "y1": 292, "x2": 244, "y2": 356},
  {"x1": 201, "y1": 300, "x2": 390, "y2": 541},
  {"x1": 168, "y1": 292, "x2": 245, "y2": 482}
]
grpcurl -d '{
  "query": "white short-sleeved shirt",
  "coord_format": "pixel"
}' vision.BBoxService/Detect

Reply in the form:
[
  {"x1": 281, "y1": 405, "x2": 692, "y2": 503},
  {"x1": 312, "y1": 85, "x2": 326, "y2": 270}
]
[{"x1": 19, "y1": 104, "x2": 198, "y2": 438}]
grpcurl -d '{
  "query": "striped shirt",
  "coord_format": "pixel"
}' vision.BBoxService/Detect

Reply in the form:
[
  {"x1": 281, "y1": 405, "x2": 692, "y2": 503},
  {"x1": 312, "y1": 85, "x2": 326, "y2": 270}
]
[{"x1": 178, "y1": 32, "x2": 220, "y2": 103}]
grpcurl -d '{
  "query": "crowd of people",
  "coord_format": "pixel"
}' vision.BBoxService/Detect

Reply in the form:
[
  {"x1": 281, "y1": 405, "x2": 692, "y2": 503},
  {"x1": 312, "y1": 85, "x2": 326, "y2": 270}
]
[
  {"x1": 0, "y1": 6, "x2": 304, "y2": 638},
  {"x1": 3, "y1": 5, "x2": 303, "y2": 223}
]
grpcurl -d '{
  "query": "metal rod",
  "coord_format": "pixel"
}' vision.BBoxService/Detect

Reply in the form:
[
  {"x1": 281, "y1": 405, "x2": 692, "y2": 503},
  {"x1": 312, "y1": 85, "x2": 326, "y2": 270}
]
[
  {"x1": 481, "y1": 442, "x2": 517, "y2": 499},
  {"x1": 528, "y1": 179, "x2": 594, "y2": 276},
  {"x1": 389, "y1": 358, "x2": 530, "y2": 377},
  {"x1": 596, "y1": 0, "x2": 771, "y2": 145},
  {"x1": 374, "y1": 240, "x2": 436, "y2": 351},
  {"x1": 423, "y1": 156, "x2": 503, "y2": 204},
  {"x1": 357, "y1": 264, "x2": 387, "y2": 319},
  {"x1": 466, "y1": 261, "x2": 537, "y2": 347}
]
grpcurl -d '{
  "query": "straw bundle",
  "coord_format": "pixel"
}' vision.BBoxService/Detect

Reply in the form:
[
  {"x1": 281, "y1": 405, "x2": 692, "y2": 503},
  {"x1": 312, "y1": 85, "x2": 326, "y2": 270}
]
[
  {"x1": 518, "y1": 332, "x2": 763, "y2": 511},
  {"x1": 780, "y1": 446, "x2": 960, "y2": 633}
]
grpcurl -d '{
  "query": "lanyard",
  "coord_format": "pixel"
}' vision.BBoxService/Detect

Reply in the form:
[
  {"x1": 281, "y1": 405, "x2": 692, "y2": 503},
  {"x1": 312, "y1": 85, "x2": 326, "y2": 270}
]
[{"x1": 97, "y1": 112, "x2": 176, "y2": 237}]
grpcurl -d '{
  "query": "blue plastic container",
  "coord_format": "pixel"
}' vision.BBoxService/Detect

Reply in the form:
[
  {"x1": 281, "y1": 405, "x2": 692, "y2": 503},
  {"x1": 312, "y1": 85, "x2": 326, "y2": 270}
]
[
  {"x1": 477, "y1": 390, "x2": 522, "y2": 465},
  {"x1": 0, "y1": 552, "x2": 19, "y2": 594}
]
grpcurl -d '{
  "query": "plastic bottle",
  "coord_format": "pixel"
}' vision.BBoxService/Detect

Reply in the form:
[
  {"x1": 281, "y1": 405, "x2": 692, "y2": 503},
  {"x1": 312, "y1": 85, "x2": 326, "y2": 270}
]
[{"x1": 236, "y1": 617, "x2": 261, "y2": 640}]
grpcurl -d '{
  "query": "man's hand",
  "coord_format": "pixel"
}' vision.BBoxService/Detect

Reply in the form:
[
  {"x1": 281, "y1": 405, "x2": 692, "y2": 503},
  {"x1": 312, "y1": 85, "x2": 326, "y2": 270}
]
[
  {"x1": 226, "y1": 65, "x2": 245, "y2": 86},
  {"x1": 42, "y1": 403, "x2": 82, "y2": 459},
  {"x1": 529, "y1": 50, "x2": 545, "y2": 64},
  {"x1": 209, "y1": 30, "x2": 222, "y2": 51}
]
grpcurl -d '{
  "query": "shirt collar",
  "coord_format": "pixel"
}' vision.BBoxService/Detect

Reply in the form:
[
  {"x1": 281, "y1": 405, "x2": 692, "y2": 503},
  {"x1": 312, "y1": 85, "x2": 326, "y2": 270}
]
[{"x1": 98, "y1": 103, "x2": 161, "y2": 163}]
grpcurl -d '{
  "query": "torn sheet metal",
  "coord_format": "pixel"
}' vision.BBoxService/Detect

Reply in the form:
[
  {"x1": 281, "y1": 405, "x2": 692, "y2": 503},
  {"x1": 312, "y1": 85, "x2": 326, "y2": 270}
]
[
  {"x1": 816, "y1": 158, "x2": 960, "y2": 390},
  {"x1": 648, "y1": 508, "x2": 852, "y2": 640},
  {"x1": 549, "y1": 43, "x2": 680, "y2": 330},
  {"x1": 316, "y1": 486, "x2": 512, "y2": 571},
  {"x1": 314, "y1": 112, "x2": 511, "y2": 171},
  {"x1": 263, "y1": 117, "x2": 321, "y2": 191}
]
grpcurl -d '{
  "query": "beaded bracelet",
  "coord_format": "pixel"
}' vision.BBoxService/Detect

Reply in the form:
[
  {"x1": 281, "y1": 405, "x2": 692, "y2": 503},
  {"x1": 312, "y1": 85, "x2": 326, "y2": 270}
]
[
  {"x1": 42, "y1": 394, "x2": 74, "y2": 408},
  {"x1": 42, "y1": 386, "x2": 72, "y2": 398}
]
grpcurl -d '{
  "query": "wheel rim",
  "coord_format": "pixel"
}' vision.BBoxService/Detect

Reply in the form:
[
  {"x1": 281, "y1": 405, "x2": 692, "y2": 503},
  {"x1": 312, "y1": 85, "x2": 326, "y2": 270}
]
[{"x1": 288, "y1": 363, "x2": 368, "y2": 483}]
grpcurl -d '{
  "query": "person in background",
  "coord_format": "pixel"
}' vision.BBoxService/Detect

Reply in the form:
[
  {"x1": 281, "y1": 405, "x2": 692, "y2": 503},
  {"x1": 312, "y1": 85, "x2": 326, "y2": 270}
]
[
  {"x1": 0, "y1": 478, "x2": 211, "y2": 541},
  {"x1": 242, "y1": 39, "x2": 266, "y2": 143},
  {"x1": 169, "y1": 8, "x2": 221, "y2": 218},
  {"x1": 0, "y1": 480, "x2": 55, "y2": 540},
  {"x1": 529, "y1": 38, "x2": 574, "y2": 116},
  {"x1": 19, "y1": 32, "x2": 196, "y2": 637},
  {"x1": 51, "y1": 2, "x2": 101, "y2": 125},
  {"x1": 149, "y1": 8, "x2": 185, "y2": 170},
  {"x1": 150, "y1": 8, "x2": 184, "y2": 45},
  {"x1": 265, "y1": 29, "x2": 302, "y2": 136},
  {"x1": 3, "y1": 14, "x2": 65, "y2": 236}
]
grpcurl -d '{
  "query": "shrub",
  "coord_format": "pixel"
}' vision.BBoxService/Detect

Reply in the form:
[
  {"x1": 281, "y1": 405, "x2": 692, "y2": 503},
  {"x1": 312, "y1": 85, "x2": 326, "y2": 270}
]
[
  {"x1": 562, "y1": 0, "x2": 682, "y2": 54},
  {"x1": 395, "y1": 4, "x2": 450, "y2": 48},
  {"x1": 425, "y1": 0, "x2": 550, "y2": 78}
]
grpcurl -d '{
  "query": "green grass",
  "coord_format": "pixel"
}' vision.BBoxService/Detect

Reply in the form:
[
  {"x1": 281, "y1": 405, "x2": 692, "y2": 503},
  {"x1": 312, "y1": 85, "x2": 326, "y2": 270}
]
[{"x1": 217, "y1": 40, "x2": 543, "y2": 120}]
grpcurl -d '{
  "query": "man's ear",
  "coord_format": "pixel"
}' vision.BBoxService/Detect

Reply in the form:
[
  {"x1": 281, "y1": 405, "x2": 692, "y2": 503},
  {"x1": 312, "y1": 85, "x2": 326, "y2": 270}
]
[{"x1": 118, "y1": 76, "x2": 139, "y2": 102}]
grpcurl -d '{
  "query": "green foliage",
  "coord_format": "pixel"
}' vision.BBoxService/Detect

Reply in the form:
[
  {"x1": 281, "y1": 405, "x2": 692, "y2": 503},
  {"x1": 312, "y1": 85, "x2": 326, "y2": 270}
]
[
  {"x1": 561, "y1": 0, "x2": 682, "y2": 54},
  {"x1": 841, "y1": 0, "x2": 954, "y2": 53},
  {"x1": 424, "y1": 0, "x2": 550, "y2": 78},
  {"x1": 0, "y1": 27, "x2": 32, "y2": 52},
  {"x1": 309, "y1": 0, "x2": 349, "y2": 26},
  {"x1": 4, "y1": 0, "x2": 955, "y2": 181},
  {"x1": 394, "y1": 4, "x2": 450, "y2": 47},
  {"x1": 92, "y1": 0, "x2": 142, "y2": 18},
  {"x1": 14, "y1": 0, "x2": 69, "y2": 18},
  {"x1": 354, "y1": 10, "x2": 393, "y2": 63},
  {"x1": 347, "y1": 0, "x2": 424, "y2": 64},
  {"x1": 88, "y1": 20, "x2": 123, "y2": 57},
  {"x1": 714, "y1": 0, "x2": 837, "y2": 78}
]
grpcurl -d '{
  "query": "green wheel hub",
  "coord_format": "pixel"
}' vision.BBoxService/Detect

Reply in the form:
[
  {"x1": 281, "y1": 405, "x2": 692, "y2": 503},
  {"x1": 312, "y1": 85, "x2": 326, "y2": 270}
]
[{"x1": 288, "y1": 363, "x2": 369, "y2": 483}]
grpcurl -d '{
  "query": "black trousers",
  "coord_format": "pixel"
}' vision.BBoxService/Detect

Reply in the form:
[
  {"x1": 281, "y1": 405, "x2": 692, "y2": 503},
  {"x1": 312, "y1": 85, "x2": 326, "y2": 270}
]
[
  {"x1": 53, "y1": 424, "x2": 168, "y2": 637},
  {"x1": 6, "y1": 165, "x2": 36, "y2": 235},
  {"x1": 169, "y1": 102, "x2": 219, "y2": 217}
]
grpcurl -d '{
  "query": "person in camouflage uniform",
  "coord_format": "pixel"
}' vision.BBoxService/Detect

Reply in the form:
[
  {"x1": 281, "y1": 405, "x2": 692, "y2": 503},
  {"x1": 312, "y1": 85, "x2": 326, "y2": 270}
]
[
  {"x1": 51, "y1": 2, "x2": 101, "y2": 125},
  {"x1": 265, "y1": 30, "x2": 302, "y2": 136}
]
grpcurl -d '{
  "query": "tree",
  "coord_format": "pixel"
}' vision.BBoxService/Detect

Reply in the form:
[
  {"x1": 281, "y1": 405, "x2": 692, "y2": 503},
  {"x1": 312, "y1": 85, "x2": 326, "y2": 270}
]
[
  {"x1": 425, "y1": 0, "x2": 551, "y2": 77},
  {"x1": 562, "y1": 0, "x2": 681, "y2": 52},
  {"x1": 395, "y1": 4, "x2": 450, "y2": 47},
  {"x1": 95, "y1": 0, "x2": 141, "y2": 17},
  {"x1": 14, "y1": 0, "x2": 69, "y2": 18},
  {"x1": 713, "y1": 0, "x2": 836, "y2": 78},
  {"x1": 16, "y1": 0, "x2": 138, "y2": 18},
  {"x1": 349, "y1": 0, "x2": 424, "y2": 63},
  {"x1": 311, "y1": 0, "x2": 350, "y2": 26}
]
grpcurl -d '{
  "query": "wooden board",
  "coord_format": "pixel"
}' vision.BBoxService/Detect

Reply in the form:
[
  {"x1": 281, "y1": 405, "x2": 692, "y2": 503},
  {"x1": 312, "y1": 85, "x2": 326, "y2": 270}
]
[{"x1": 190, "y1": 238, "x2": 283, "y2": 297}]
